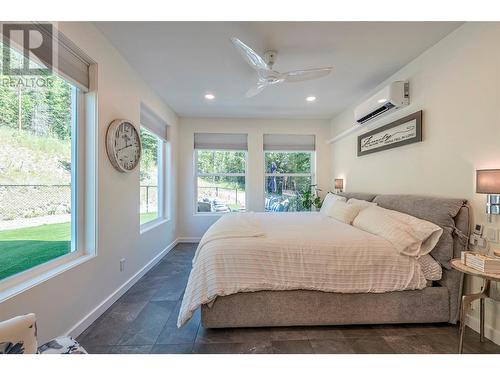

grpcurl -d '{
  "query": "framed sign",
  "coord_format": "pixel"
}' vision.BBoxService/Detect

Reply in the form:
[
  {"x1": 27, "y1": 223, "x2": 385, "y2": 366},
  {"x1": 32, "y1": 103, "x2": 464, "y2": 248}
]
[{"x1": 357, "y1": 110, "x2": 422, "y2": 157}]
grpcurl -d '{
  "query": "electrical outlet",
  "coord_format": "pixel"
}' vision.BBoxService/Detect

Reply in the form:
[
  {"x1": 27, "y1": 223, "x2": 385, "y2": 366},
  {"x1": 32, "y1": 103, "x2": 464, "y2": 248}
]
[{"x1": 120, "y1": 258, "x2": 126, "y2": 272}]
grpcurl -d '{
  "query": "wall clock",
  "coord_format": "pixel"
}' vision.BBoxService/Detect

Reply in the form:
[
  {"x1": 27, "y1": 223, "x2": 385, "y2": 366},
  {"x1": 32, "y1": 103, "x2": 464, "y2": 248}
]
[{"x1": 106, "y1": 119, "x2": 142, "y2": 173}]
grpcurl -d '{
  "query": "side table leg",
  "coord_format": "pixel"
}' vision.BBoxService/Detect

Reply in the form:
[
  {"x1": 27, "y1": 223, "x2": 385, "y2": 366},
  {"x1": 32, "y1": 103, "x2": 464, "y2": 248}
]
[
  {"x1": 458, "y1": 295, "x2": 470, "y2": 354},
  {"x1": 457, "y1": 279, "x2": 490, "y2": 353},
  {"x1": 480, "y1": 297, "x2": 485, "y2": 342}
]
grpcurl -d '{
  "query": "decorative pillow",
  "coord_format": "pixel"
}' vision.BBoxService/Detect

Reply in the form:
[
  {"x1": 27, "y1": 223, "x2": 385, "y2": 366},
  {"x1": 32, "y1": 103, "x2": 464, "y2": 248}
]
[
  {"x1": 325, "y1": 200, "x2": 363, "y2": 224},
  {"x1": 347, "y1": 198, "x2": 378, "y2": 210},
  {"x1": 353, "y1": 206, "x2": 443, "y2": 257},
  {"x1": 0, "y1": 313, "x2": 37, "y2": 354},
  {"x1": 382, "y1": 208, "x2": 443, "y2": 256},
  {"x1": 320, "y1": 193, "x2": 347, "y2": 214},
  {"x1": 418, "y1": 254, "x2": 442, "y2": 281}
]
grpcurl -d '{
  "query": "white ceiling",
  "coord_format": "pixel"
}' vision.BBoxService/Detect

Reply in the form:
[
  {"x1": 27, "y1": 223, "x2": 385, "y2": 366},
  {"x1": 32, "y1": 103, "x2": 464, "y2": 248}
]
[{"x1": 95, "y1": 22, "x2": 462, "y2": 119}]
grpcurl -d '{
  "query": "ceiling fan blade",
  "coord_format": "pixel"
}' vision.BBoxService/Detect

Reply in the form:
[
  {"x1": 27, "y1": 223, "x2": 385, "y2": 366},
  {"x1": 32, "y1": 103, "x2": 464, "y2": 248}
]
[
  {"x1": 245, "y1": 81, "x2": 268, "y2": 98},
  {"x1": 231, "y1": 37, "x2": 270, "y2": 72},
  {"x1": 283, "y1": 67, "x2": 333, "y2": 83}
]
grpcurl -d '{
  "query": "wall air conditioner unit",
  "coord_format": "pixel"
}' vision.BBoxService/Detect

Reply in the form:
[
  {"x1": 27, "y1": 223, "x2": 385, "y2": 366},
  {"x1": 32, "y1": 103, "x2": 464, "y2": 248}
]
[{"x1": 354, "y1": 81, "x2": 409, "y2": 125}]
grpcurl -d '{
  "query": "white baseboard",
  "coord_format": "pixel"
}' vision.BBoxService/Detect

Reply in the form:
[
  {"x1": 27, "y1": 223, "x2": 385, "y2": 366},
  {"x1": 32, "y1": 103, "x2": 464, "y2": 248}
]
[
  {"x1": 178, "y1": 237, "x2": 201, "y2": 243},
  {"x1": 66, "y1": 238, "x2": 179, "y2": 339},
  {"x1": 466, "y1": 313, "x2": 500, "y2": 345}
]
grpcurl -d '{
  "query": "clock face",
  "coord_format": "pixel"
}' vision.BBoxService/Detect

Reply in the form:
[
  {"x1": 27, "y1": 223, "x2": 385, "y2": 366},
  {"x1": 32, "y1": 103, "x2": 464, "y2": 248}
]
[{"x1": 106, "y1": 120, "x2": 141, "y2": 172}]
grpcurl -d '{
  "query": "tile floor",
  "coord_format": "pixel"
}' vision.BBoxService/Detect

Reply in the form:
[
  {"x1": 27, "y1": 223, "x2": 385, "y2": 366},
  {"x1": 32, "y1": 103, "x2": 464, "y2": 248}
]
[{"x1": 77, "y1": 243, "x2": 500, "y2": 354}]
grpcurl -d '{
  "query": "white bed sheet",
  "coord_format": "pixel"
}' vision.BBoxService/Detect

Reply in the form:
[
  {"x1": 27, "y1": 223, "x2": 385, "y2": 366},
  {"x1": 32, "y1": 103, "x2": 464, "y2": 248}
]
[{"x1": 178, "y1": 212, "x2": 426, "y2": 327}]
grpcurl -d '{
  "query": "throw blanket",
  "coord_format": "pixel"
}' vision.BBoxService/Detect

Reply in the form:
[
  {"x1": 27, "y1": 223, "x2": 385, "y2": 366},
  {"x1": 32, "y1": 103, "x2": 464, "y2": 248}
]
[
  {"x1": 192, "y1": 213, "x2": 265, "y2": 264},
  {"x1": 178, "y1": 212, "x2": 427, "y2": 327}
]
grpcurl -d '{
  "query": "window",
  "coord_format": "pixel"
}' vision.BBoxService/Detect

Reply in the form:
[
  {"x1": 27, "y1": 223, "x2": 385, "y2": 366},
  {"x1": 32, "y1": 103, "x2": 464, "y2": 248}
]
[
  {"x1": 194, "y1": 133, "x2": 247, "y2": 214},
  {"x1": 0, "y1": 26, "x2": 92, "y2": 281},
  {"x1": 139, "y1": 103, "x2": 168, "y2": 227},
  {"x1": 139, "y1": 127, "x2": 163, "y2": 225},
  {"x1": 263, "y1": 134, "x2": 316, "y2": 212}
]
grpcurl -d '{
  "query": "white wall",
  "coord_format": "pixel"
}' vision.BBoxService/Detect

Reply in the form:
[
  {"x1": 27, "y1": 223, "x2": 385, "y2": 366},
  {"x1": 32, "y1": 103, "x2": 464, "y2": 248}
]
[
  {"x1": 178, "y1": 117, "x2": 331, "y2": 239},
  {"x1": 330, "y1": 22, "x2": 500, "y2": 341},
  {"x1": 0, "y1": 22, "x2": 179, "y2": 343}
]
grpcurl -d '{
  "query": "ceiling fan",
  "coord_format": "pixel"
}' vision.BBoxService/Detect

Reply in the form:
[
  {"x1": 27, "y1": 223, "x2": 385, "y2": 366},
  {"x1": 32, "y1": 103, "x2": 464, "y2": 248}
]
[{"x1": 230, "y1": 37, "x2": 333, "y2": 98}]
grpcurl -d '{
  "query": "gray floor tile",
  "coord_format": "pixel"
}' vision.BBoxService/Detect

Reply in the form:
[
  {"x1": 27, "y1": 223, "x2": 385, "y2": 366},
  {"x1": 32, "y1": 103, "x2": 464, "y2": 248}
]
[
  {"x1": 272, "y1": 340, "x2": 314, "y2": 354},
  {"x1": 84, "y1": 345, "x2": 113, "y2": 354},
  {"x1": 110, "y1": 345, "x2": 152, "y2": 354},
  {"x1": 118, "y1": 300, "x2": 177, "y2": 345},
  {"x1": 196, "y1": 327, "x2": 273, "y2": 344},
  {"x1": 156, "y1": 300, "x2": 200, "y2": 345},
  {"x1": 151, "y1": 344, "x2": 194, "y2": 354},
  {"x1": 156, "y1": 321, "x2": 200, "y2": 345},
  {"x1": 337, "y1": 325, "x2": 379, "y2": 338},
  {"x1": 348, "y1": 336, "x2": 396, "y2": 354},
  {"x1": 150, "y1": 277, "x2": 188, "y2": 302},
  {"x1": 193, "y1": 341, "x2": 272, "y2": 354},
  {"x1": 382, "y1": 323, "x2": 457, "y2": 337},
  {"x1": 305, "y1": 326, "x2": 346, "y2": 340},
  {"x1": 310, "y1": 339, "x2": 356, "y2": 354},
  {"x1": 267, "y1": 327, "x2": 313, "y2": 341},
  {"x1": 383, "y1": 335, "x2": 436, "y2": 354},
  {"x1": 79, "y1": 300, "x2": 149, "y2": 346}
]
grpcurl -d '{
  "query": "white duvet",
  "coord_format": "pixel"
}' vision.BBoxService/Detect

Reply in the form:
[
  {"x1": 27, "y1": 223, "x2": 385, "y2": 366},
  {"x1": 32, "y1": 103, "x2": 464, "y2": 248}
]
[{"x1": 177, "y1": 212, "x2": 427, "y2": 327}]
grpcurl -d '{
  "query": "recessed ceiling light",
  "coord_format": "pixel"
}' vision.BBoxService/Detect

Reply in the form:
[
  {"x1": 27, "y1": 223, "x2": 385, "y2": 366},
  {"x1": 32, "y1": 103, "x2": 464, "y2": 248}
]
[
  {"x1": 204, "y1": 93, "x2": 215, "y2": 100},
  {"x1": 306, "y1": 96, "x2": 316, "y2": 102}
]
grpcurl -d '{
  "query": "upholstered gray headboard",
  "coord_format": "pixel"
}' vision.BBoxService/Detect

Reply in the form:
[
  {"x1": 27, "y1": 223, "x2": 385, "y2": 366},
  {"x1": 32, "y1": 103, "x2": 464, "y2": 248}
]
[{"x1": 337, "y1": 192, "x2": 470, "y2": 323}]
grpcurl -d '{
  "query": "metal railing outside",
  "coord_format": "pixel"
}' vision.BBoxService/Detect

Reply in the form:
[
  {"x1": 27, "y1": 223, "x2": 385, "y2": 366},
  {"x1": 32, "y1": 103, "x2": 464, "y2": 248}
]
[
  {"x1": 0, "y1": 184, "x2": 71, "y2": 221},
  {"x1": 0, "y1": 184, "x2": 159, "y2": 220},
  {"x1": 198, "y1": 186, "x2": 244, "y2": 206},
  {"x1": 139, "y1": 185, "x2": 158, "y2": 213}
]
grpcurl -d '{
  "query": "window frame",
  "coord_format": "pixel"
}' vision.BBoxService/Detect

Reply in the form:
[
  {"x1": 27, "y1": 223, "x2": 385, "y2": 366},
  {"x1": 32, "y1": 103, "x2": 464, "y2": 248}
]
[
  {"x1": 0, "y1": 38, "x2": 97, "y2": 300},
  {"x1": 193, "y1": 149, "x2": 248, "y2": 216},
  {"x1": 0, "y1": 81, "x2": 95, "y2": 298},
  {"x1": 139, "y1": 127, "x2": 168, "y2": 233},
  {"x1": 263, "y1": 150, "x2": 316, "y2": 212}
]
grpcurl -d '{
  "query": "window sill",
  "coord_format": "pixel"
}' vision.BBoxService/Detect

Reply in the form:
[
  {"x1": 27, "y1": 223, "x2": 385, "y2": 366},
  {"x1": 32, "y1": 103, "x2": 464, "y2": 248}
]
[
  {"x1": 140, "y1": 217, "x2": 170, "y2": 234},
  {"x1": 0, "y1": 251, "x2": 95, "y2": 304},
  {"x1": 193, "y1": 212, "x2": 231, "y2": 217}
]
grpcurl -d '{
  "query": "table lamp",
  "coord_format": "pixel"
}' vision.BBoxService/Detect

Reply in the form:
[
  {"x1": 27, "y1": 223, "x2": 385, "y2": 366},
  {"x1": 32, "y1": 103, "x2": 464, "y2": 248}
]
[{"x1": 476, "y1": 169, "x2": 500, "y2": 222}]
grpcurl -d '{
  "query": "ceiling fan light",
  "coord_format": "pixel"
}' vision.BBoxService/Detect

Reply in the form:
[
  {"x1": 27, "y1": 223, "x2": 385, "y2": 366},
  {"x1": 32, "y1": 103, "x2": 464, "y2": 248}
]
[
  {"x1": 204, "y1": 93, "x2": 215, "y2": 100},
  {"x1": 306, "y1": 96, "x2": 317, "y2": 102}
]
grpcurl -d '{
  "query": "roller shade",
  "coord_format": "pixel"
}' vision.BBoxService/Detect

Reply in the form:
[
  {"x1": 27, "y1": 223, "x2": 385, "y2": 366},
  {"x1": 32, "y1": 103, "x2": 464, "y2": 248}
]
[
  {"x1": 1, "y1": 22, "x2": 93, "y2": 91},
  {"x1": 140, "y1": 103, "x2": 168, "y2": 141},
  {"x1": 194, "y1": 133, "x2": 248, "y2": 151},
  {"x1": 263, "y1": 134, "x2": 315, "y2": 151}
]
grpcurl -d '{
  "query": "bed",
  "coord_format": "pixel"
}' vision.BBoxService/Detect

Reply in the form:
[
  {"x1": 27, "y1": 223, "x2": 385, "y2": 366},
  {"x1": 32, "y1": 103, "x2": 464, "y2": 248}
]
[{"x1": 178, "y1": 193, "x2": 470, "y2": 328}]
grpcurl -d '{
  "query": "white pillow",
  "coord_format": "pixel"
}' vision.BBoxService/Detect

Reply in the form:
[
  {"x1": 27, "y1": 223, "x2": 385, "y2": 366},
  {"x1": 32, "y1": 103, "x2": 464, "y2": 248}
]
[
  {"x1": 352, "y1": 206, "x2": 443, "y2": 257},
  {"x1": 418, "y1": 254, "x2": 442, "y2": 281},
  {"x1": 347, "y1": 198, "x2": 377, "y2": 210},
  {"x1": 320, "y1": 193, "x2": 347, "y2": 214},
  {"x1": 324, "y1": 200, "x2": 363, "y2": 224},
  {"x1": 381, "y1": 208, "x2": 443, "y2": 257}
]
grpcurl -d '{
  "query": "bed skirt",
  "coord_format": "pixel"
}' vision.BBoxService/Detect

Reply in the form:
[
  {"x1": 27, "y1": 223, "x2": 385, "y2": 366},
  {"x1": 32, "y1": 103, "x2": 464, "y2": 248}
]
[{"x1": 201, "y1": 287, "x2": 450, "y2": 328}]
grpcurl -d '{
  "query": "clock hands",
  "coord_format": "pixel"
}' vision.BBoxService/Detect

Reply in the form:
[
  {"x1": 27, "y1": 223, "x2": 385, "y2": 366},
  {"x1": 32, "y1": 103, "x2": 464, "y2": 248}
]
[{"x1": 116, "y1": 144, "x2": 133, "y2": 152}]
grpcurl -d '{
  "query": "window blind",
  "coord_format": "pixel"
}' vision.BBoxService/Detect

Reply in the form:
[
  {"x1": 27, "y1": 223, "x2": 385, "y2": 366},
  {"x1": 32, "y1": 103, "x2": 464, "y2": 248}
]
[
  {"x1": 1, "y1": 22, "x2": 93, "y2": 91},
  {"x1": 263, "y1": 134, "x2": 315, "y2": 151},
  {"x1": 194, "y1": 133, "x2": 248, "y2": 150},
  {"x1": 140, "y1": 102, "x2": 168, "y2": 141}
]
